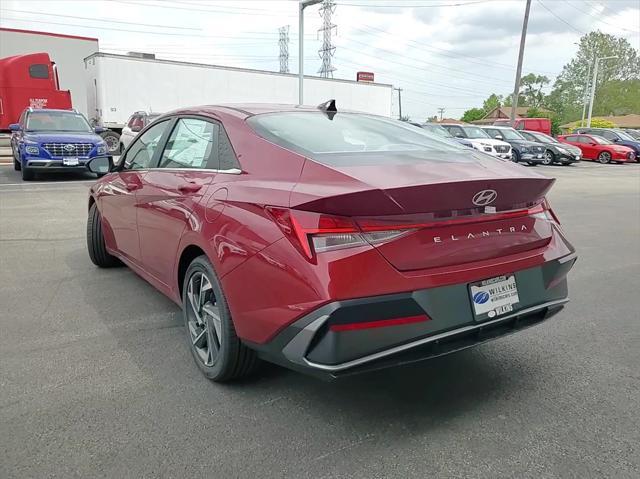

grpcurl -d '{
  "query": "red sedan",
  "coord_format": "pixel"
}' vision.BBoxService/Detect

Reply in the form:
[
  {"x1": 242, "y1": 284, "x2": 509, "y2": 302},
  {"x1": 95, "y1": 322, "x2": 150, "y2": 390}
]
[
  {"x1": 558, "y1": 133, "x2": 636, "y2": 164},
  {"x1": 85, "y1": 103, "x2": 576, "y2": 381}
]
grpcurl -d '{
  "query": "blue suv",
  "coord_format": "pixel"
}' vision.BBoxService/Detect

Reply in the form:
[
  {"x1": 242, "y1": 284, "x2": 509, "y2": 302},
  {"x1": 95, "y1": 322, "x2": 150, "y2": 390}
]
[{"x1": 10, "y1": 108, "x2": 109, "y2": 181}]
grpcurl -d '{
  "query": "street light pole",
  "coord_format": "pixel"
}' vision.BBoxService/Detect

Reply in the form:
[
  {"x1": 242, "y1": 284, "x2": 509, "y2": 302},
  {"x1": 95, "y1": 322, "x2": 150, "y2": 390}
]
[
  {"x1": 580, "y1": 58, "x2": 592, "y2": 127},
  {"x1": 586, "y1": 55, "x2": 618, "y2": 127},
  {"x1": 298, "y1": 0, "x2": 323, "y2": 106}
]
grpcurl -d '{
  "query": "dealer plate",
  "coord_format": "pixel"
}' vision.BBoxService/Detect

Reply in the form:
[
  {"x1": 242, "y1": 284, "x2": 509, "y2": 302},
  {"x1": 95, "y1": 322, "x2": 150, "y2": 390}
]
[
  {"x1": 469, "y1": 275, "x2": 519, "y2": 321},
  {"x1": 63, "y1": 157, "x2": 79, "y2": 166}
]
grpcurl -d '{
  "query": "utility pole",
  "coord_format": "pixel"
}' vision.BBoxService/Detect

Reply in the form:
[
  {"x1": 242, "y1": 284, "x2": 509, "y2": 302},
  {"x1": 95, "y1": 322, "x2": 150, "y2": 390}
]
[
  {"x1": 587, "y1": 55, "x2": 618, "y2": 127},
  {"x1": 278, "y1": 25, "x2": 290, "y2": 74},
  {"x1": 580, "y1": 57, "x2": 593, "y2": 127},
  {"x1": 394, "y1": 87, "x2": 403, "y2": 120},
  {"x1": 298, "y1": 0, "x2": 323, "y2": 105},
  {"x1": 509, "y1": 0, "x2": 531, "y2": 126},
  {"x1": 437, "y1": 107, "x2": 445, "y2": 121},
  {"x1": 317, "y1": 0, "x2": 337, "y2": 78}
]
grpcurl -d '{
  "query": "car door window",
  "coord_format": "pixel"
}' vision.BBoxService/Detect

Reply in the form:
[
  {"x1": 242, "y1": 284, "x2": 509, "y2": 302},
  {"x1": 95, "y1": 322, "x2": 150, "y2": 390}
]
[
  {"x1": 600, "y1": 130, "x2": 616, "y2": 141},
  {"x1": 447, "y1": 126, "x2": 465, "y2": 138},
  {"x1": 158, "y1": 118, "x2": 219, "y2": 169},
  {"x1": 123, "y1": 120, "x2": 169, "y2": 170}
]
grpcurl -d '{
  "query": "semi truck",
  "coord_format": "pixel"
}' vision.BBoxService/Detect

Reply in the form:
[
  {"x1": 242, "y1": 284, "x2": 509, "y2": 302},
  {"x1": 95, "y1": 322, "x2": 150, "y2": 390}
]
[{"x1": 84, "y1": 52, "x2": 394, "y2": 153}]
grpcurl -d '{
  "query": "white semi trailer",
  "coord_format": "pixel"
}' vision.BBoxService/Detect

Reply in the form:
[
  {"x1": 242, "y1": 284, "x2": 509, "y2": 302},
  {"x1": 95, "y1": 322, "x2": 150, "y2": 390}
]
[{"x1": 84, "y1": 52, "x2": 394, "y2": 152}]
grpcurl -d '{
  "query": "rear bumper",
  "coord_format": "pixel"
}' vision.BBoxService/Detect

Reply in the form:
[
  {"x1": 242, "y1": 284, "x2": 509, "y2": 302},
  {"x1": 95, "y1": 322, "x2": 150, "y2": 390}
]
[{"x1": 249, "y1": 252, "x2": 576, "y2": 379}]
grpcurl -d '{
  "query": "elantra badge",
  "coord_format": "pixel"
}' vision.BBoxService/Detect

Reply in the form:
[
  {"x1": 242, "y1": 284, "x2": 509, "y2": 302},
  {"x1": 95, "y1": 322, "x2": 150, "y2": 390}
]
[{"x1": 472, "y1": 189, "x2": 497, "y2": 206}]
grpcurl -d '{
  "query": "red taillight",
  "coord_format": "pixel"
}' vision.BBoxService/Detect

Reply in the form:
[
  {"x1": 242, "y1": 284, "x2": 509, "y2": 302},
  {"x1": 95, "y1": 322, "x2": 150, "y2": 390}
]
[{"x1": 266, "y1": 201, "x2": 558, "y2": 259}]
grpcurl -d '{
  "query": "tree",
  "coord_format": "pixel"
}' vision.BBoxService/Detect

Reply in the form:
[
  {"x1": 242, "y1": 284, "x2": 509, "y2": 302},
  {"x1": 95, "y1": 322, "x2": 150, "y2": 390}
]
[
  {"x1": 549, "y1": 31, "x2": 640, "y2": 122},
  {"x1": 461, "y1": 108, "x2": 485, "y2": 122},
  {"x1": 519, "y1": 73, "x2": 550, "y2": 108},
  {"x1": 482, "y1": 94, "x2": 503, "y2": 113}
]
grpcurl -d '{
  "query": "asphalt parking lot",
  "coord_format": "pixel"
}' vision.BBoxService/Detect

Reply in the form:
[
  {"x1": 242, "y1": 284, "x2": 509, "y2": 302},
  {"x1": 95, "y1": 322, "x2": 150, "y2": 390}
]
[{"x1": 1, "y1": 162, "x2": 639, "y2": 478}]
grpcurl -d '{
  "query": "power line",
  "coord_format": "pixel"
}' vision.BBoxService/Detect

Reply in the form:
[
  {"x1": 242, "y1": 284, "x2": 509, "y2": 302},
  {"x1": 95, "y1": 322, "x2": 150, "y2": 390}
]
[
  {"x1": 338, "y1": 0, "x2": 495, "y2": 7},
  {"x1": 0, "y1": 8, "x2": 201, "y2": 30},
  {"x1": 563, "y1": 0, "x2": 640, "y2": 34},
  {"x1": 536, "y1": 0, "x2": 585, "y2": 35}
]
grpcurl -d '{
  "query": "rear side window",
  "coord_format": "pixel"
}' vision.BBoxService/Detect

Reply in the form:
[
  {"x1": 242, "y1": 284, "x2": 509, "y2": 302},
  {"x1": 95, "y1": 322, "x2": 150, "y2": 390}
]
[
  {"x1": 248, "y1": 112, "x2": 464, "y2": 165},
  {"x1": 29, "y1": 64, "x2": 49, "y2": 79},
  {"x1": 565, "y1": 136, "x2": 579, "y2": 142},
  {"x1": 159, "y1": 118, "x2": 218, "y2": 169}
]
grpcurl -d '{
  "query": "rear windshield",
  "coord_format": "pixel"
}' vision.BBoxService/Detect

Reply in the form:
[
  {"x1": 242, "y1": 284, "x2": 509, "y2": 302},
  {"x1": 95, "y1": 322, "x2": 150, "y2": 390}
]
[
  {"x1": 248, "y1": 112, "x2": 466, "y2": 162},
  {"x1": 26, "y1": 111, "x2": 92, "y2": 132}
]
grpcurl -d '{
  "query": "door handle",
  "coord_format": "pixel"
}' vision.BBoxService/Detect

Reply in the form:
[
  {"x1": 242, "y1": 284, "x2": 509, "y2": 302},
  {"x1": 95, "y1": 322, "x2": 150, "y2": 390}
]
[{"x1": 178, "y1": 182, "x2": 203, "y2": 193}]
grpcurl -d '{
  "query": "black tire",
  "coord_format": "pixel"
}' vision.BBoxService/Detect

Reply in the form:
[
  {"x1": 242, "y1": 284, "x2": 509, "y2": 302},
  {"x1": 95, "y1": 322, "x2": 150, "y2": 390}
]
[
  {"x1": 87, "y1": 202, "x2": 120, "y2": 267},
  {"x1": 513, "y1": 150, "x2": 521, "y2": 163},
  {"x1": 99, "y1": 130, "x2": 121, "y2": 155},
  {"x1": 597, "y1": 151, "x2": 611, "y2": 164},
  {"x1": 21, "y1": 166, "x2": 34, "y2": 181},
  {"x1": 527, "y1": 161, "x2": 538, "y2": 166},
  {"x1": 182, "y1": 255, "x2": 259, "y2": 382},
  {"x1": 542, "y1": 150, "x2": 555, "y2": 166},
  {"x1": 14, "y1": 157, "x2": 21, "y2": 171}
]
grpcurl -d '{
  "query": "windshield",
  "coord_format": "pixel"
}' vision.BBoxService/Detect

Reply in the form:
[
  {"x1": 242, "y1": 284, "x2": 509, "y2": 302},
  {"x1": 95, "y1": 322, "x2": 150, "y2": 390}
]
[
  {"x1": 26, "y1": 111, "x2": 92, "y2": 132},
  {"x1": 532, "y1": 132, "x2": 558, "y2": 143},
  {"x1": 614, "y1": 130, "x2": 635, "y2": 141},
  {"x1": 421, "y1": 124, "x2": 453, "y2": 138},
  {"x1": 495, "y1": 128, "x2": 525, "y2": 140},
  {"x1": 592, "y1": 135, "x2": 613, "y2": 145},
  {"x1": 461, "y1": 126, "x2": 490, "y2": 139},
  {"x1": 248, "y1": 112, "x2": 466, "y2": 160}
]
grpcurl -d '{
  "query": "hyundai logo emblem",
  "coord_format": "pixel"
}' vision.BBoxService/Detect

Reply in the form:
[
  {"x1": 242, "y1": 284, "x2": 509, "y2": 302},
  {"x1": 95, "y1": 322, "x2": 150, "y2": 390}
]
[
  {"x1": 473, "y1": 291, "x2": 490, "y2": 304},
  {"x1": 64, "y1": 144, "x2": 76, "y2": 152},
  {"x1": 472, "y1": 189, "x2": 497, "y2": 206}
]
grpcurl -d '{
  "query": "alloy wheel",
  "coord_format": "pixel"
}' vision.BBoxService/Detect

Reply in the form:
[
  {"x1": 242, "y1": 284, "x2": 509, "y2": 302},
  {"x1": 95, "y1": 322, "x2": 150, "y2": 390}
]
[
  {"x1": 186, "y1": 271, "x2": 222, "y2": 367},
  {"x1": 542, "y1": 151, "x2": 554, "y2": 165},
  {"x1": 598, "y1": 152, "x2": 611, "y2": 164}
]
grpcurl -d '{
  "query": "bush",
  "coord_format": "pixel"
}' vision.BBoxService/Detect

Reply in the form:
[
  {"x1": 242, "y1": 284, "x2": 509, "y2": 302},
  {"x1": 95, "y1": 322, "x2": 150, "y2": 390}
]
[{"x1": 588, "y1": 118, "x2": 617, "y2": 129}]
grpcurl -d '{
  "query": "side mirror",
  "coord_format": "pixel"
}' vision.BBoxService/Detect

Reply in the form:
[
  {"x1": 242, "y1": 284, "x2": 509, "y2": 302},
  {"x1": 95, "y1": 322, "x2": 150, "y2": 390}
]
[
  {"x1": 612, "y1": 137, "x2": 619, "y2": 142},
  {"x1": 86, "y1": 156, "x2": 112, "y2": 174},
  {"x1": 495, "y1": 135, "x2": 503, "y2": 140},
  {"x1": 94, "y1": 126, "x2": 106, "y2": 134},
  {"x1": 454, "y1": 133, "x2": 463, "y2": 138},
  {"x1": 9, "y1": 123, "x2": 21, "y2": 132},
  {"x1": 589, "y1": 142, "x2": 597, "y2": 146}
]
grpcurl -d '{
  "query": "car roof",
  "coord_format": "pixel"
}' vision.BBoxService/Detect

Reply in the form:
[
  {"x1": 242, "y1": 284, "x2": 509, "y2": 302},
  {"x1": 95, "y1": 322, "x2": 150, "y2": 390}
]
[
  {"x1": 164, "y1": 103, "x2": 363, "y2": 120},
  {"x1": 28, "y1": 108, "x2": 78, "y2": 114},
  {"x1": 481, "y1": 125, "x2": 513, "y2": 130}
]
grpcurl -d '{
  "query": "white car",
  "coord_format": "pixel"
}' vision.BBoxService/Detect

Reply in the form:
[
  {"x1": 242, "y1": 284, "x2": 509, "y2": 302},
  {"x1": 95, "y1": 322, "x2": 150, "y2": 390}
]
[
  {"x1": 119, "y1": 111, "x2": 163, "y2": 151},
  {"x1": 440, "y1": 124, "x2": 512, "y2": 159}
]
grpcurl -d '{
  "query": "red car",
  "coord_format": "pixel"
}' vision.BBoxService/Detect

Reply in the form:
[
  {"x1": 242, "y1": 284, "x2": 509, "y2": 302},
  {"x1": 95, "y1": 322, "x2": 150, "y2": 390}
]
[
  {"x1": 558, "y1": 134, "x2": 636, "y2": 164},
  {"x1": 85, "y1": 104, "x2": 576, "y2": 381}
]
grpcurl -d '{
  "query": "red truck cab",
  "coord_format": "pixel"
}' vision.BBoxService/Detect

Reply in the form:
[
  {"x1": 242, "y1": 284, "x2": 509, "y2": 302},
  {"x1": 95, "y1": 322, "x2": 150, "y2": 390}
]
[
  {"x1": 0, "y1": 52, "x2": 72, "y2": 130},
  {"x1": 494, "y1": 118, "x2": 551, "y2": 135}
]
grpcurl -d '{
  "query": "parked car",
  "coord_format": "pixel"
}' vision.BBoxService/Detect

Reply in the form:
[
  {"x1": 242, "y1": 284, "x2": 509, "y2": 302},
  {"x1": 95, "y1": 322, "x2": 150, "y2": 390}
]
[
  {"x1": 479, "y1": 126, "x2": 546, "y2": 165},
  {"x1": 622, "y1": 129, "x2": 640, "y2": 140},
  {"x1": 420, "y1": 123, "x2": 474, "y2": 148},
  {"x1": 439, "y1": 123, "x2": 512, "y2": 159},
  {"x1": 574, "y1": 127, "x2": 640, "y2": 159},
  {"x1": 85, "y1": 103, "x2": 576, "y2": 382},
  {"x1": 10, "y1": 108, "x2": 109, "y2": 181},
  {"x1": 557, "y1": 134, "x2": 636, "y2": 164},
  {"x1": 493, "y1": 118, "x2": 552, "y2": 135},
  {"x1": 119, "y1": 111, "x2": 163, "y2": 152},
  {"x1": 520, "y1": 130, "x2": 581, "y2": 165}
]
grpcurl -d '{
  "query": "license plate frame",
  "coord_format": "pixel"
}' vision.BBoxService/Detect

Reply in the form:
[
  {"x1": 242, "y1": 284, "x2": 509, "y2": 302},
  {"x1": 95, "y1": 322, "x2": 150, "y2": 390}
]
[{"x1": 469, "y1": 275, "x2": 520, "y2": 322}]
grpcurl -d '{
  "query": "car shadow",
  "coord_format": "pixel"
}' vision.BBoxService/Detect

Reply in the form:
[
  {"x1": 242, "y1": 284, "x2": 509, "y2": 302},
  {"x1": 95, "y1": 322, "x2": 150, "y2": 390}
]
[{"x1": 69, "y1": 245, "x2": 540, "y2": 434}]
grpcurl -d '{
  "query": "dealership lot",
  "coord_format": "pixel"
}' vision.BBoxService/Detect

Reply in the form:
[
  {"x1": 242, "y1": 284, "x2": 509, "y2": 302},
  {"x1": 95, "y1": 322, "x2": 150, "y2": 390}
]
[{"x1": 1, "y1": 163, "x2": 639, "y2": 478}]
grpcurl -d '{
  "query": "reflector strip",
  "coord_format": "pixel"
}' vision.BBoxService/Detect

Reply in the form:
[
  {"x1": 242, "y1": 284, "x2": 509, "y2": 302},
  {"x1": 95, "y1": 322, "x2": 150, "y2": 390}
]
[{"x1": 330, "y1": 314, "x2": 429, "y2": 332}]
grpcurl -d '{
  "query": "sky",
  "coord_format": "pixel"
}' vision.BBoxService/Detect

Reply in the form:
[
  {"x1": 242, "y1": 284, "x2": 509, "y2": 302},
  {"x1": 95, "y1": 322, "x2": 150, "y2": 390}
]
[{"x1": 1, "y1": 0, "x2": 639, "y2": 121}]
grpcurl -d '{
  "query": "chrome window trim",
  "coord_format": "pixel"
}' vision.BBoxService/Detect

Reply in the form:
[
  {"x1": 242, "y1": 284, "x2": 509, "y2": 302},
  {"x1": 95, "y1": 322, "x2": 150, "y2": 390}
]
[
  {"x1": 144, "y1": 167, "x2": 242, "y2": 175},
  {"x1": 283, "y1": 298, "x2": 569, "y2": 372}
]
